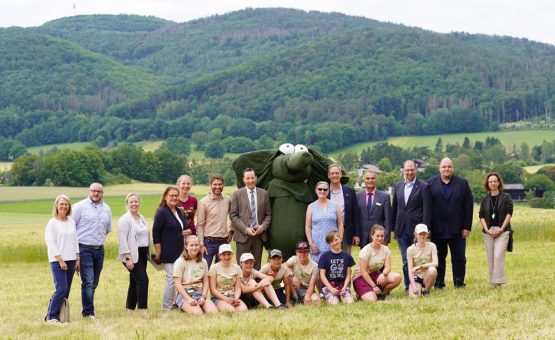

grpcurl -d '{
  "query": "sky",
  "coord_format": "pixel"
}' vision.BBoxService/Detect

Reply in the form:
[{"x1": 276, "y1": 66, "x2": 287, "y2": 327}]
[{"x1": 1, "y1": 0, "x2": 554, "y2": 46}]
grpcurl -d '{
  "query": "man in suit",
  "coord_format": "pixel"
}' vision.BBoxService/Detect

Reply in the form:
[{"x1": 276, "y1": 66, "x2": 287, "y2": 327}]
[
  {"x1": 356, "y1": 169, "x2": 392, "y2": 247},
  {"x1": 327, "y1": 164, "x2": 359, "y2": 253},
  {"x1": 427, "y1": 158, "x2": 473, "y2": 288},
  {"x1": 391, "y1": 160, "x2": 431, "y2": 291},
  {"x1": 230, "y1": 168, "x2": 272, "y2": 270}
]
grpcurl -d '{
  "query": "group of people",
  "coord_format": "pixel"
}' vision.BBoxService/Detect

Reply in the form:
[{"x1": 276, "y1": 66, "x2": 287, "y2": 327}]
[{"x1": 44, "y1": 157, "x2": 514, "y2": 321}]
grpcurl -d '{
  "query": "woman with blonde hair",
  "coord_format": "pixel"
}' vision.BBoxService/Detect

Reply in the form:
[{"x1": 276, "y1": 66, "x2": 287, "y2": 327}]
[
  {"x1": 173, "y1": 235, "x2": 218, "y2": 315},
  {"x1": 176, "y1": 175, "x2": 198, "y2": 235},
  {"x1": 118, "y1": 193, "x2": 150, "y2": 310},
  {"x1": 45, "y1": 195, "x2": 79, "y2": 323}
]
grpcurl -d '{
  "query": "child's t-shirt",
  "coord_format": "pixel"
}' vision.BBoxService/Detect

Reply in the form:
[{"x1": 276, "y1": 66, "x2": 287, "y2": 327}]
[
  {"x1": 260, "y1": 263, "x2": 288, "y2": 289},
  {"x1": 318, "y1": 250, "x2": 355, "y2": 283},
  {"x1": 285, "y1": 255, "x2": 319, "y2": 288}
]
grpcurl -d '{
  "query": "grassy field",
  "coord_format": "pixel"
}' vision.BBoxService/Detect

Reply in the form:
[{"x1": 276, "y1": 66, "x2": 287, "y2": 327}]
[
  {"x1": 523, "y1": 163, "x2": 555, "y2": 174},
  {"x1": 331, "y1": 129, "x2": 555, "y2": 156},
  {"x1": 0, "y1": 161, "x2": 11, "y2": 171},
  {"x1": 0, "y1": 184, "x2": 554, "y2": 338}
]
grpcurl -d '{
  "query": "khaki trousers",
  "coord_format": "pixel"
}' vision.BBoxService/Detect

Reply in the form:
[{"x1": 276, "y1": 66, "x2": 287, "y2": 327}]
[{"x1": 483, "y1": 227, "x2": 510, "y2": 285}]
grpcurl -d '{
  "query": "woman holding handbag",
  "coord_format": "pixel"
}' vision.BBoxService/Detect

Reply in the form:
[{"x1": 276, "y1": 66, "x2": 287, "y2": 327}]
[
  {"x1": 45, "y1": 195, "x2": 80, "y2": 324},
  {"x1": 118, "y1": 193, "x2": 151, "y2": 310},
  {"x1": 479, "y1": 172, "x2": 513, "y2": 287}
]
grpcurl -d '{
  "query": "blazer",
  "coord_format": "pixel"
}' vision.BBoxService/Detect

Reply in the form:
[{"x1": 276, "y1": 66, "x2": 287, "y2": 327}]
[
  {"x1": 391, "y1": 178, "x2": 431, "y2": 240},
  {"x1": 478, "y1": 192, "x2": 513, "y2": 231},
  {"x1": 152, "y1": 205, "x2": 188, "y2": 263},
  {"x1": 427, "y1": 175, "x2": 474, "y2": 237},
  {"x1": 328, "y1": 184, "x2": 358, "y2": 243},
  {"x1": 117, "y1": 211, "x2": 150, "y2": 263},
  {"x1": 356, "y1": 189, "x2": 392, "y2": 246},
  {"x1": 230, "y1": 187, "x2": 272, "y2": 243}
]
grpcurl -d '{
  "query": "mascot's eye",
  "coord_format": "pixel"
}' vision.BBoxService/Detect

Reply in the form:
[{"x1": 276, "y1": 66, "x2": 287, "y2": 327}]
[
  {"x1": 279, "y1": 143, "x2": 295, "y2": 155},
  {"x1": 294, "y1": 144, "x2": 308, "y2": 153}
]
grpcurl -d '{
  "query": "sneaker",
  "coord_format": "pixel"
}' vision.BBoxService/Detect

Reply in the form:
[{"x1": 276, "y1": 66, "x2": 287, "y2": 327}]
[
  {"x1": 421, "y1": 289, "x2": 429, "y2": 297},
  {"x1": 277, "y1": 304, "x2": 286, "y2": 310},
  {"x1": 84, "y1": 315, "x2": 98, "y2": 320},
  {"x1": 377, "y1": 294, "x2": 386, "y2": 301},
  {"x1": 46, "y1": 319, "x2": 60, "y2": 324}
]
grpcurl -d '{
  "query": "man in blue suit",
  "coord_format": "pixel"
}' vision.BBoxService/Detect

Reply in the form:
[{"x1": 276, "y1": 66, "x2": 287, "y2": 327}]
[
  {"x1": 356, "y1": 169, "x2": 392, "y2": 247},
  {"x1": 327, "y1": 164, "x2": 359, "y2": 253},
  {"x1": 391, "y1": 160, "x2": 431, "y2": 292},
  {"x1": 427, "y1": 158, "x2": 473, "y2": 288}
]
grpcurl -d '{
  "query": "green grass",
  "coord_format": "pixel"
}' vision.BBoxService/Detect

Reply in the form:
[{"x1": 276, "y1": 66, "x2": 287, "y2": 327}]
[
  {"x1": 1, "y1": 189, "x2": 554, "y2": 338},
  {"x1": 0, "y1": 161, "x2": 11, "y2": 171},
  {"x1": 331, "y1": 129, "x2": 555, "y2": 156}
]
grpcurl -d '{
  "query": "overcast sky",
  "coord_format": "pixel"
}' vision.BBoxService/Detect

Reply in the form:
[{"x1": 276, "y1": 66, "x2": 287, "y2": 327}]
[{"x1": 1, "y1": 0, "x2": 554, "y2": 46}]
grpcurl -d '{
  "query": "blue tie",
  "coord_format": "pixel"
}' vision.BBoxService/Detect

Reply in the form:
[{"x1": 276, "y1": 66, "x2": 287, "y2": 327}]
[
  {"x1": 367, "y1": 192, "x2": 373, "y2": 216},
  {"x1": 250, "y1": 190, "x2": 257, "y2": 229}
]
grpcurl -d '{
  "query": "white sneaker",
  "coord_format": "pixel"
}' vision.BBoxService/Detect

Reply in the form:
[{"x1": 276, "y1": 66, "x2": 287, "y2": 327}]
[
  {"x1": 84, "y1": 315, "x2": 98, "y2": 320},
  {"x1": 46, "y1": 319, "x2": 60, "y2": 324}
]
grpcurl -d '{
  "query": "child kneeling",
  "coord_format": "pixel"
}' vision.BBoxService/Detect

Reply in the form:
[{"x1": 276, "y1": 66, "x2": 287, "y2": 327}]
[{"x1": 318, "y1": 231, "x2": 355, "y2": 304}]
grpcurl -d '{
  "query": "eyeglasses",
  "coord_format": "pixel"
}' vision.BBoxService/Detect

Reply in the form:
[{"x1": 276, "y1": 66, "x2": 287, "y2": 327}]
[
  {"x1": 317, "y1": 188, "x2": 328, "y2": 192},
  {"x1": 90, "y1": 190, "x2": 103, "y2": 194}
]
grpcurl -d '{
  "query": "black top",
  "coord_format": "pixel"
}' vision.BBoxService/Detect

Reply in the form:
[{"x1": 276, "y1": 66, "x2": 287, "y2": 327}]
[
  {"x1": 152, "y1": 205, "x2": 189, "y2": 263},
  {"x1": 479, "y1": 192, "x2": 513, "y2": 232}
]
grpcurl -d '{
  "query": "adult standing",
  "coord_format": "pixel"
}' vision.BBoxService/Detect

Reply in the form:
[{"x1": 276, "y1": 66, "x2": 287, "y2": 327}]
[
  {"x1": 427, "y1": 158, "x2": 473, "y2": 288},
  {"x1": 44, "y1": 195, "x2": 80, "y2": 323},
  {"x1": 391, "y1": 160, "x2": 431, "y2": 291},
  {"x1": 152, "y1": 186, "x2": 190, "y2": 311},
  {"x1": 356, "y1": 170, "x2": 392, "y2": 247},
  {"x1": 117, "y1": 193, "x2": 150, "y2": 310},
  {"x1": 230, "y1": 168, "x2": 272, "y2": 269},
  {"x1": 73, "y1": 182, "x2": 112, "y2": 318},
  {"x1": 197, "y1": 174, "x2": 232, "y2": 268},
  {"x1": 327, "y1": 164, "x2": 359, "y2": 253},
  {"x1": 479, "y1": 172, "x2": 513, "y2": 287},
  {"x1": 177, "y1": 175, "x2": 198, "y2": 235},
  {"x1": 305, "y1": 181, "x2": 344, "y2": 263}
]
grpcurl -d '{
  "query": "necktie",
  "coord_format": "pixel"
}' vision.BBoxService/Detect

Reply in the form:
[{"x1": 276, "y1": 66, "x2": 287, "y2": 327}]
[
  {"x1": 367, "y1": 192, "x2": 373, "y2": 216},
  {"x1": 250, "y1": 190, "x2": 257, "y2": 229}
]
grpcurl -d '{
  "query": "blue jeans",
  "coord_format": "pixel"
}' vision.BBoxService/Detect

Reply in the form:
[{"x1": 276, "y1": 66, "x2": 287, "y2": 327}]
[
  {"x1": 79, "y1": 244, "x2": 104, "y2": 316},
  {"x1": 203, "y1": 239, "x2": 227, "y2": 268},
  {"x1": 396, "y1": 232, "x2": 414, "y2": 290},
  {"x1": 46, "y1": 260, "x2": 76, "y2": 320}
]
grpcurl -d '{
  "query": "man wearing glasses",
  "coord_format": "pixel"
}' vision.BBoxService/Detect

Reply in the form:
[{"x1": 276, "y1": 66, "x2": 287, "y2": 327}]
[
  {"x1": 72, "y1": 182, "x2": 112, "y2": 319},
  {"x1": 355, "y1": 169, "x2": 392, "y2": 247}
]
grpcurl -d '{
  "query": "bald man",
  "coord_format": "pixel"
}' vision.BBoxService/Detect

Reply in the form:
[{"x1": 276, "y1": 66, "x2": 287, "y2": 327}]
[{"x1": 427, "y1": 158, "x2": 473, "y2": 289}]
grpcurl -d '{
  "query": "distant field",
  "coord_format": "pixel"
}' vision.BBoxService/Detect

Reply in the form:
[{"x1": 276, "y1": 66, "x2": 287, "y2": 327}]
[
  {"x1": 331, "y1": 129, "x2": 555, "y2": 155},
  {"x1": 0, "y1": 162, "x2": 11, "y2": 171},
  {"x1": 0, "y1": 183, "x2": 236, "y2": 203},
  {"x1": 524, "y1": 163, "x2": 555, "y2": 174},
  {"x1": 27, "y1": 142, "x2": 93, "y2": 155}
]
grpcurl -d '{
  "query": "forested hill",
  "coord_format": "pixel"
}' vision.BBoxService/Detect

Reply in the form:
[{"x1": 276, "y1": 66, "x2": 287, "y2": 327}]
[{"x1": 1, "y1": 8, "x2": 555, "y2": 154}]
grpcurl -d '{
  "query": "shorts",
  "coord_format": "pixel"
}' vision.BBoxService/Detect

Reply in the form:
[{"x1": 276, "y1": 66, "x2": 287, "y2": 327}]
[
  {"x1": 274, "y1": 287, "x2": 286, "y2": 305},
  {"x1": 321, "y1": 281, "x2": 351, "y2": 303},
  {"x1": 294, "y1": 287, "x2": 308, "y2": 302},
  {"x1": 210, "y1": 291, "x2": 235, "y2": 305},
  {"x1": 353, "y1": 271, "x2": 383, "y2": 297},
  {"x1": 176, "y1": 289, "x2": 203, "y2": 308},
  {"x1": 239, "y1": 294, "x2": 259, "y2": 309}
]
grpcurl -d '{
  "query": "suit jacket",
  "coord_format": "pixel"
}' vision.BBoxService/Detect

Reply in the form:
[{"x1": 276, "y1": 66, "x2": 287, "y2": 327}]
[
  {"x1": 478, "y1": 192, "x2": 513, "y2": 231},
  {"x1": 391, "y1": 178, "x2": 431, "y2": 240},
  {"x1": 427, "y1": 175, "x2": 474, "y2": 237},
  {"x1": 152, "y1": 205, "x2": 188, "y2": 263},
  {"x1": 328, "y1": 184, "x2": 358, "y2": 243},
  {"x1": 230, "y1": 187, "x2": 272, "y2": 243},
  {"x1": 356, "y1": 189, "x2": 392, "y2": 246},
  {"x1": 117, "y1": 211, "x2": 150, "y2": 263}
]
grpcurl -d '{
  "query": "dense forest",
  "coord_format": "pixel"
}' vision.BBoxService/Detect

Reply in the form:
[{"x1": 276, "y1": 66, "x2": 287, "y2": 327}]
[{"x1": 1, "y1": 8, "x2": 555, "y2": 158}]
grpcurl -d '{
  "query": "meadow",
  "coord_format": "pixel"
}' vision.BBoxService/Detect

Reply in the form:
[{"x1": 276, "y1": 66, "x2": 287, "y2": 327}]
[{"x1": 0, "y1": 185, "x2": 554, "y2": 339}]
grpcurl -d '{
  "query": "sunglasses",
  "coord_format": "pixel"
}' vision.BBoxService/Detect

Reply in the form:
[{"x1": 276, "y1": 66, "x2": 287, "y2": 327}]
[{"x1": 317, "y1": 188, "x2": 328, "y2": 192}]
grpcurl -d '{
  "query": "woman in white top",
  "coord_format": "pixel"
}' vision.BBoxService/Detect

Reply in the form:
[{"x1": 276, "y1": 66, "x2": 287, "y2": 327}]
[
  {"x1": 44, "y1": 194, "x2": 80, "y2": 324},
  {"x1": 118, "y1": 193, "x2": 151, "y2": 310},
  {"x1": 407, "y1": 224, "x2": 438, "y2": 297}
]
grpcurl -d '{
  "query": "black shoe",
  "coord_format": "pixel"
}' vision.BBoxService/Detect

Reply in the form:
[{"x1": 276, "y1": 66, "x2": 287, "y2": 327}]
[
  {"x1": 421, "y1": 289, "x2": 429, "y2": 296},
  {"x1": 434, "y1": 283, "x2": 445, "y2": 290},
  {"x1": 278, "y1": 304, "x2": 286, "y2": 310},
  {"x1": 454, "y1": 283, "x2": 466, "y2": 288},
  {"x1": 377, "y1": 294, "x2": 386, "y2": 301}
]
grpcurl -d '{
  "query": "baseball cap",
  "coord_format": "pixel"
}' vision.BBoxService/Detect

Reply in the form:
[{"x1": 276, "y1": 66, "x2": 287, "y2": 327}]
[
  {"x1": 218, "y1": 243, "x2": 233, "y2": 254},
  {"x1": 295, "y1": 241, "x2": 309, "y2": 251},
  {"x1": 269, "y1": 249, "x2": 283, "y2": 258},
  {"x1": 414, "y1": 224, "x2": 429, "y2": 234},
  {"x1": 239, "y1": 253, "x2": 255, "y2": 263}
]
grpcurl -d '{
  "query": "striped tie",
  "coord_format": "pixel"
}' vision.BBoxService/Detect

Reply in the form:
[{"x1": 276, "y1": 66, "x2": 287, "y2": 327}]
[{"x1": 250, "y1": 190, "x2": 257, "y2": 229}]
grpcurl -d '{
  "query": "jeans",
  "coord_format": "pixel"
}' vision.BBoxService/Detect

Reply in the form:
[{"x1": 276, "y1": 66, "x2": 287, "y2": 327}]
[
  {"x1": 483, "y1": 228, "x2": 510, "y2": 285},
  {"x1": 432, "y1": 237, "x2": 466, "y2": 287},
  {"x1": 79, "y1": 244, "x2": 104, "y2": 316},
  {"x1": 396, "y1": 232, "x2": 414, "y2": 290},
  {"x1": 162, "y1": 263, "x2": 175, "y2": 311},
  {"x1": 46, "y1": 260, "x2": 76, "y2": 320},
  {"x1": 203, "y1": 239, "x2": 227, "y2": 268},
  {"x1": 124, "y1": 247, "x2": 149, "y2": 310}
]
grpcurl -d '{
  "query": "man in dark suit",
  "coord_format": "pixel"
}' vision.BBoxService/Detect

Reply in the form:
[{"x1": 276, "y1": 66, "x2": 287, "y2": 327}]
[
  {"x1": 327, "y1": 164, "x2": 359, "y2": 253},
  {"x1": 427, "y1": 158, "x2": 473, "y2": 288},
  {"x1": 230, "y1": 168, "x2": 272, "y2": 270},
  {"x1": 391, "y1": 160, "x2": 431, "y2": 291},
  {"x1": 356, "y1": 169, "x2": 392, "y2": 247}
]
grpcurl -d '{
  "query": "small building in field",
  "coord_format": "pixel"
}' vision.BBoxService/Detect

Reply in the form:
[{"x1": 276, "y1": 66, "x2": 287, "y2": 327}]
[{"x1": 504, "y1": 184, "x2": 527, "y2": 202}]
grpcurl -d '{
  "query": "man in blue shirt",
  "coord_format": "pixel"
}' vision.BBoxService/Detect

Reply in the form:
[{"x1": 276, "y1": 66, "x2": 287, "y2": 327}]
[{"x1": 73, "y1": 182, "x2": 112, "y2": 318}]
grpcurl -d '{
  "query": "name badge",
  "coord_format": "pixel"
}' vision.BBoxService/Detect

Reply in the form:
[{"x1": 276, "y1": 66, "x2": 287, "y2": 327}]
[{"x1": 376, "y1": 202, "x2": 382, "y2": 206}]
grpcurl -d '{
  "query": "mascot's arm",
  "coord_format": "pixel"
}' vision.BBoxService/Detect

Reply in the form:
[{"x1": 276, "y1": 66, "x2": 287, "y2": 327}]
[{"x1": 230, "y1": 191, "x2": 249, "y2": 235}]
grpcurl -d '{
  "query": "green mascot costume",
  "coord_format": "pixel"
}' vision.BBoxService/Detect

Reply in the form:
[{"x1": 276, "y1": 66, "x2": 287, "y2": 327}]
[{"x1": 232, "y1": 143, "x2": 347, "y2": 259}]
